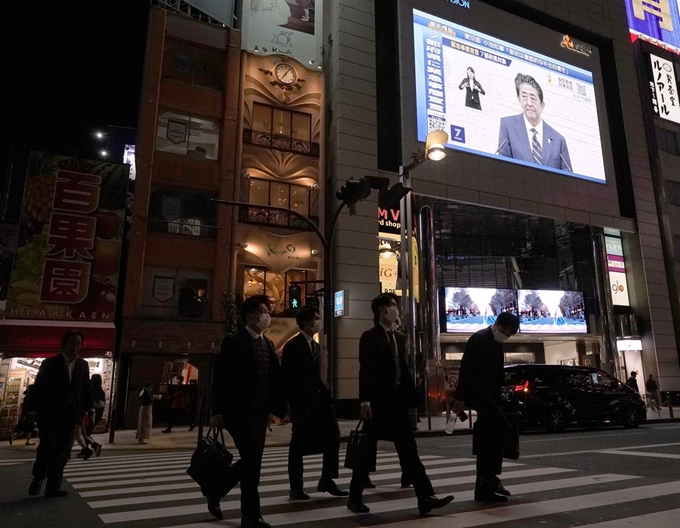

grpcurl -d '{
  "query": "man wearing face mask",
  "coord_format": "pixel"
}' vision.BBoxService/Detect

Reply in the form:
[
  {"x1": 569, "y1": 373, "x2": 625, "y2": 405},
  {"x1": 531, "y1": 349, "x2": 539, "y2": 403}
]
[
  {"x1": 453, "y1": 311, "x2": 520, "y2": 503},
  {"x1": 281, "y1": 305, "x2": 347, "y2": 500},
  {"x1": 210, "y1": 295, "x2": 287, "y2": 528},
  {"x1": 347, "y1": 294, "x2": 454, "y2": 515}
]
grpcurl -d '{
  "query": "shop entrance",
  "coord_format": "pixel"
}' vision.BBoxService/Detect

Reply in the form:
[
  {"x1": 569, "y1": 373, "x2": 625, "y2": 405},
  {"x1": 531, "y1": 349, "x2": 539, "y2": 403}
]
[{"x1": 124, "y1": 354, "x2": 212, "y2": 430}]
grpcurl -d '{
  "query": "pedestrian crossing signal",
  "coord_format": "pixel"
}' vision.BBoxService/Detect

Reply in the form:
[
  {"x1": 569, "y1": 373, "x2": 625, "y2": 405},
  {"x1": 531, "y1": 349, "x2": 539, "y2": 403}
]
[{"x1": 289, "y1": 284, "x2": 302, "y2": 311}]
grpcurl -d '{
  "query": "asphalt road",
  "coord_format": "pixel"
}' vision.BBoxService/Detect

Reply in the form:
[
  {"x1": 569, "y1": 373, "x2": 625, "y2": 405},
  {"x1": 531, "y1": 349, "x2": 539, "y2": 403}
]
[{"x1": 2, "y1": 422, "x2": 680, "y2": 527}]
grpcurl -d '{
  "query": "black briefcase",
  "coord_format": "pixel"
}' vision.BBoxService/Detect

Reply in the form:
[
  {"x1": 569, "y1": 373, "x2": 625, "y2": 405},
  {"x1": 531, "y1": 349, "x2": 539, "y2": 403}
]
[
  {"x1": 186, "y1": 427, "x2": 238, "y2": 497},
  {"x1": 344, "y1": 419, "x2": 377, "y2": 472}
]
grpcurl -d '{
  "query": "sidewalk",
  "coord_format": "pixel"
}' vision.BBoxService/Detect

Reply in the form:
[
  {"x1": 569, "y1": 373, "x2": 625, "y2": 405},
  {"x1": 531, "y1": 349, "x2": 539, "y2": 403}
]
[{"x1": 2, "y1": 408, "x2": 676, "y2": 453}]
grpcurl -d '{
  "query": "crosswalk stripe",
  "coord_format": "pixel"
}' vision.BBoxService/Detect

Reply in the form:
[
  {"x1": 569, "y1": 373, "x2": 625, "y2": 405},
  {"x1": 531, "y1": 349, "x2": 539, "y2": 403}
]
[
  {"x1": 374, "y1": 480, "x2": 680, "y2": 528},
  {"x1": 64, "y1": 451, "x2": 403, "y2": 476},
  {"x1": 96, "y1": 466, "x2": 573, "y2": 523},
  {"x1": 594, "y1": 449, "x2": 680, "y2": 460},
  {"x1": 576, "y1": 508, "x2": 680, "y2": 527},
  {"x1": 85, "y1": 460, "x2": 520, "y2": 508},
  {"x1": 0, "y1": 461, "x2": 24, "y2": 467},
  {"x1": 71, "y1": 458, "x2": 488, "y2": 490},
  {"x1": 66, "y1": 454, "x2": 445, "y2": 483},
  {"x1": 156, "y1": 473, "x2": 637, "y2": 528}
]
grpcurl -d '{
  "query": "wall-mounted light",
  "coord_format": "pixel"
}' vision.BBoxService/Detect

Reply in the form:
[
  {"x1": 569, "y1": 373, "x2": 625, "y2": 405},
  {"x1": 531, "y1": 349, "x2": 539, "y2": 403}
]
[
  {"x1": 237, "y1": 242, "x2": 249, "y2": 250},
  {"x1": 311, "y1": 249, "x2": 319, "y2": 255},
  {"x1": 100, "y1": 150, "x2": 108, "y2": 158},
  {"x1": 242, "y1": 171, "x2": 251, "y2": 179},
  {"x1": 312, "y1": 183, "x2": 320, "y2": 190},
  {"x1": 254, "y1": 46, "x2": 260, "y2": 53}
]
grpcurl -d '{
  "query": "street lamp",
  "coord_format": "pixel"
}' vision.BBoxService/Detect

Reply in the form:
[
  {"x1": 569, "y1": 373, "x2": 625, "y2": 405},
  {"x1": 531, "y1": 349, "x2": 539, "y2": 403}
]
[
  {"x1": 95, "y1": 131, "x2": 105, "y2": 140},
  {"x1": 398, "y1": 129, "x2": 449, "y2": 425}
]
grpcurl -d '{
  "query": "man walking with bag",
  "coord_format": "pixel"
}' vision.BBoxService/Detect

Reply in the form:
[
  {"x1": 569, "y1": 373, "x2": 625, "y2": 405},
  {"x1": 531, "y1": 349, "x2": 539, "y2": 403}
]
[
  {"x1": 282, "y1": 305, "x2": 348, "y2": 500},
  {"x1": 210, "y1": 295, "x2": 287, "y2": 527},
  {"x1": 453, "y1": 312, "x2": 520, "y2": 503},
  {"x1": 347, "y1": 294, "x2": 453, "y2": 515}
]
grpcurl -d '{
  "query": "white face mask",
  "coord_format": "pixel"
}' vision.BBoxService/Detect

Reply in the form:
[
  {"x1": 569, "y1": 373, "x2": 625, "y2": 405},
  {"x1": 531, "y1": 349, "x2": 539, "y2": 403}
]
[
  {"x1": 255, "y1": 313, "x2": 271, "y2": 331},
  {"x1": 384, "y1": 306, "x2": 400, "y2": 324},
  {"x1": 492, "y1": 326, "x2": 509, "y2": 343},
  {"x1": 310, "y1": 320, "x2": 322, "y2": 335}
]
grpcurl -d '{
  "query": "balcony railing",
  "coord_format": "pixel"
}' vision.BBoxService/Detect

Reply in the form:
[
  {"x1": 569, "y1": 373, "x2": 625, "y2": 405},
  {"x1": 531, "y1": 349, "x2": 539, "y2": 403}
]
[
  {"x1": 138, "y1": 305, "x2": 211, "y2": 320},
  {"x1": 238, "y1": 206, "x2": 319, "y2": 230},
  {"x1": 243, "y1": 128, "x2": 320, "y2": 158}
]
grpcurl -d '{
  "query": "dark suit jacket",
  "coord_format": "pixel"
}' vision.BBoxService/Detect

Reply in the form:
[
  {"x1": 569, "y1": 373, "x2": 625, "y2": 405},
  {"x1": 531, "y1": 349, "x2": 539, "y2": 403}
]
[
  {"x1": 498, "y1": 114, "x2": 572, "y2": 171},
  {"x1": 359, "y1": 324, "x2": 417, "y2": 416},
  {"x1": 459, "y1": 78, "x2": 485, "y2": 106},
  {"x1": 30, "y1": 354, "x2": 94, "y2": 425},
  {"x1": 281, "y1": 332, "x2": 331, "y2": 424},
  {"x1": 212, "y1": 328, "x2": 287, "y2": 424},
  {"x1": 455, "y1": 327, "x2": 504, "y2": 410}
]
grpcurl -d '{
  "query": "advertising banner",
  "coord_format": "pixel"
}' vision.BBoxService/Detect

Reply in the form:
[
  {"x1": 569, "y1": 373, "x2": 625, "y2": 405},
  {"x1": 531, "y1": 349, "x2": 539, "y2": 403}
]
[
  {"x1": 444, "y1": 287, "x2": 517, "y2": 332},
  {"x1": 241, "y1": 0, "x2": 323, "y2": 68},
  {"x1": 413, "y1": 9, "x2": 606, "y2": 183},
  {"x1": 605, "y1": 235, "x2": 631, "y2": 307},
  {"x1": 626, "y1": 0, "x2": 680, "y2": 54},
  {"x1": 518, "y1": 289, "x2": 587, "y2": 334},
  {"x1": 6, "y1": 152, "x2": 129, "y2": 321},
  {"x1": 649, "y1": 53, "x2": 680, "y2": 124}
]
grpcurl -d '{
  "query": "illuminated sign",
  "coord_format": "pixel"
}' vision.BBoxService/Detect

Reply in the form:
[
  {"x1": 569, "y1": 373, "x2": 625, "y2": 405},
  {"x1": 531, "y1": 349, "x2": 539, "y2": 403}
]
[
  {"x1": 617, "y1": 339, "x2": 643, "y2": 352},
  {"x1": 649, "y1": 54, "x2": 680, "y2": 123},
  {"x1": 561, "y1": 35, "x2": 593, "y2": 57},
  {"x1": 334, "y1": 290, "x2": 347, "y2": 317},
  {"x1": 605, "y1": 235, "x2": 631, "y2": 307},
  {"x1": 625, "y1": 0, "x2": 680, "y2": 55}
]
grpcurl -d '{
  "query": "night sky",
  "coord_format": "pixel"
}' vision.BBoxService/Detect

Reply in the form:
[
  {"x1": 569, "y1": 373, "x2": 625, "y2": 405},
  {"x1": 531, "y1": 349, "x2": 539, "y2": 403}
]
[{"x1": 2, "y1": 3, "x2": 149, "y2": 161}]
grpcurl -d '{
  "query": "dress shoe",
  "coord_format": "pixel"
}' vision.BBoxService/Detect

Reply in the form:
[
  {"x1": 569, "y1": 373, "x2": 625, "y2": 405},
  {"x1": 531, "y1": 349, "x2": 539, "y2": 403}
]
[
  {"x1": 493, "y1": 478, "x2": 511, "y2": 496},
  {"x1": 317, "y1": 480, "x2": 349, "y2": 497},
  {"x1": 162, "y1": 428, "x2": 172, "y2": 433},
  {"x1": 207, "y1": 496, "x2": 223, "y2": 520},
  {"x1": 474, "y1": 489, "x2": 508, "y2": 503},
  {"x1": 82, "y1": 447, "x2": 94, "y2": 460},
  {"x1": 363, "y1": 478, "x2": 376, "y2": 489},
  {"x1": 241, "y1": 516, "x2": 271, "y2": 528},
  {"x1": 289, "y1": 489, "x2": 310, "y2": 500},
  {"x1": 92, "y1": 443, "x2": 102, "y2": 457},
  {"x1": 44, "y1": 488, "x2": 69, "y2": 498},
  {"x1": 347, "y1": 499, "x2": 370, "y2": 513},
  {"x1": 418, "y1": 494, "x2": 454, "y2": 515},
  {"x1": 28, "y1": 478, "x2": 43, "y2": 496}
]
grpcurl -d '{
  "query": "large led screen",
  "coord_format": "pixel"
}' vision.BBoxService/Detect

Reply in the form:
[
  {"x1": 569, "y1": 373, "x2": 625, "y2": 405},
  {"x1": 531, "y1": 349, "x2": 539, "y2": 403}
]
[
  {"x1": 444, "y1": 287, "x2": 517, "y2": 333},
  {"x1": 518, "y1": 289, "x2": 586, "y2": 334},
  {"x1": 413, "y1": 9, "x2": 606, "y2": 183}
]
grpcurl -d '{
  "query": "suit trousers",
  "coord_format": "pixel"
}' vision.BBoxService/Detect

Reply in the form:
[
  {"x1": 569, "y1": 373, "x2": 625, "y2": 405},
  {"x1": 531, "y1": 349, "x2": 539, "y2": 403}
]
[
  {"x1": 32, "y1": 417, "x2": 76, "y2": 491},
  {"x1": 226, "y1": 410, "x2": 269, "y2": 519},
  {"x1": 349, "y1": 406, "x2": 434, "y2": 501},
  {"x1": 288, "y1": 403, "x2": 339, "y2": 491},
  {"x1": 474, "y1": 402, "x2": 511, "y2": 490}
]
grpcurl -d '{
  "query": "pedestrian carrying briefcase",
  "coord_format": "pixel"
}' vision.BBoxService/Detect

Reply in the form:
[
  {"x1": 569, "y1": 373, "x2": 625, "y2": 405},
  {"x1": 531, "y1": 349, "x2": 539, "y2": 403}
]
[
  {"x1": 186, "y1": 427, "x2": 238, "y2": 497},
  {"x1": 344, "y1": 419, "x2": 377, "y2": 472}
]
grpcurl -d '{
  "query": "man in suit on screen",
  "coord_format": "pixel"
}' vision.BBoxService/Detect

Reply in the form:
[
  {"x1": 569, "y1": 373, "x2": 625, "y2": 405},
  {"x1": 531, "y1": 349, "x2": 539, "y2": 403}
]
[{"x1": 497, "y1": 73, "x2": 572, "y2": 172}]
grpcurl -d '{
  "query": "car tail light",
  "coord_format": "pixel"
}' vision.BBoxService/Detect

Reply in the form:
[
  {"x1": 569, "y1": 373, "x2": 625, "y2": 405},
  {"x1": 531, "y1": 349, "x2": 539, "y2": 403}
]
[{"x1": 514, "y1": 380, "x2": 530, "y2": 393}]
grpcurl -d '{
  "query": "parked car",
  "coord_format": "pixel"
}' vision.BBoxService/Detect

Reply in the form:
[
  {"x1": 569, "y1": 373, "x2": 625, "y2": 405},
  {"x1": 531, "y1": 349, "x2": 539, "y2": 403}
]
[{"x1": 501, "y1": 364, "x2": 647, "y2": 433}]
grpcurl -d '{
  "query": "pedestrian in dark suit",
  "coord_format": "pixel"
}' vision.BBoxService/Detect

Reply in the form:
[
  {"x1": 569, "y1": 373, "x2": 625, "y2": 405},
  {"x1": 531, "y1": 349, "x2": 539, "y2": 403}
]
[
  {"x1": 210, "y1": 295, "x2": 287, "y2": 528},
  {"x1": 459, "y1": 67, "x2": 485, "y2": 110},
  {"x1": 282, "y1": 306, "x2": 348, "y2": 500},
  {"x1": 28, "y1": 329, "x2": 95, "y2": 498},
  {"x1": 453, "y1": 312, "x2": 520, "y2": 503},
  {"x1": 347, "y1": 294, "x2": 453, "y2": 515},
  {"x1": 497, "y1": 73, "x2": 572, "y2": 171}
]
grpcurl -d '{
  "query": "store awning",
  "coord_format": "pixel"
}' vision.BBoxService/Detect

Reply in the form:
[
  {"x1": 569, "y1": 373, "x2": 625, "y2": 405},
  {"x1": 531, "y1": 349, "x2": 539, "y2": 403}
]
[{"x1": 0, "y1": 320, "x2": 116, "y2": 357}]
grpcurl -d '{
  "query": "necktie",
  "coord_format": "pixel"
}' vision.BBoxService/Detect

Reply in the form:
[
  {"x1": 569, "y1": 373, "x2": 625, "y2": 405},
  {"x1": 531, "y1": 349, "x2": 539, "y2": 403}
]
[
  {"x1": 387, "y1": 331, "x2": 401, "y2": 386},
  {"x1": 310, "y1": 340, "x2": 318, "y2": 369},
  {"x1": 531, "y1": 128, "x2": 542, "y2": 164}
]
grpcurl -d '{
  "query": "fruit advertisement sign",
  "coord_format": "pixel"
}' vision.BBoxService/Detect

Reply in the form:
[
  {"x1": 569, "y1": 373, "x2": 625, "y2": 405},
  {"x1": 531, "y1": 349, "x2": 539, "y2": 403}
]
[{"x1": 6, "y1": 152, "x2": 129, "y2": 321}]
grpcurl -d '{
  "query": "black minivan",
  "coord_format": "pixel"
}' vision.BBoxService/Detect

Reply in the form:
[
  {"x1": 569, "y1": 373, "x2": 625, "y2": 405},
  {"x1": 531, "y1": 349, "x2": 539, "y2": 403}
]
[{"x1": 502, "y1": 364, "x2": 647, "y2": 433}]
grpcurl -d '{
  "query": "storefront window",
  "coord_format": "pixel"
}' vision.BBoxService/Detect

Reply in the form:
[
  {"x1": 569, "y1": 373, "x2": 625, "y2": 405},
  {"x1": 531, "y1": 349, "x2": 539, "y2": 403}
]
[
  {"x1": 155, "y1": 110, "x2": 220, "y2": 160},
  {"x1": 248, "y1": 103, "x2": 313, "y2": 155},
  {"x1": 242, "y1": 267, "x2": 308, "y2": 314},
  {"x1": 162, "y1": 39, "x2": 225, "y2": 91},
  {"x1": 141, "y1": 268, "x2": 211, "y2": 319},
  {"x1": 246, "y1": 178, "x2": 311, "y2": 228},
  {"x1": 148, "y1": 188, "x2": 216, "y2": 238}
]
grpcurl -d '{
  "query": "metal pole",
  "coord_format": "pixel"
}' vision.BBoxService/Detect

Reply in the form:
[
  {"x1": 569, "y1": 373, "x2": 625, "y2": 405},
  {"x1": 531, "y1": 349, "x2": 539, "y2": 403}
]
[{"x1": 591, "y1": 232, "x2": 618, "y2": 375}]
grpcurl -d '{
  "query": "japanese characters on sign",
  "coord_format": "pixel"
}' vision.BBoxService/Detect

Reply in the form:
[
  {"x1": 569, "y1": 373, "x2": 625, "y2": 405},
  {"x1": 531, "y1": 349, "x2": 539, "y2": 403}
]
[
  {"x1": 626, "y1": 0, "x2": 680, "y2": 55},
  {"x1": 6, "y1": 152, "x2": 128, "y2": 321},
  {"x1": 649, "y1": 54, "x2": 680, "y2": 124}
]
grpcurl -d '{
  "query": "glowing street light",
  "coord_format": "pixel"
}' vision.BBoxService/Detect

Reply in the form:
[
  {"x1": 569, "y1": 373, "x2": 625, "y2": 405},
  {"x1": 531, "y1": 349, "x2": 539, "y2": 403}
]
[
  {"x1": 95, "y1": 131, "x2": 105, "y2": 140},
  {"x1": 100, "y1": 150, "x2": 108, "y2": 157}
]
